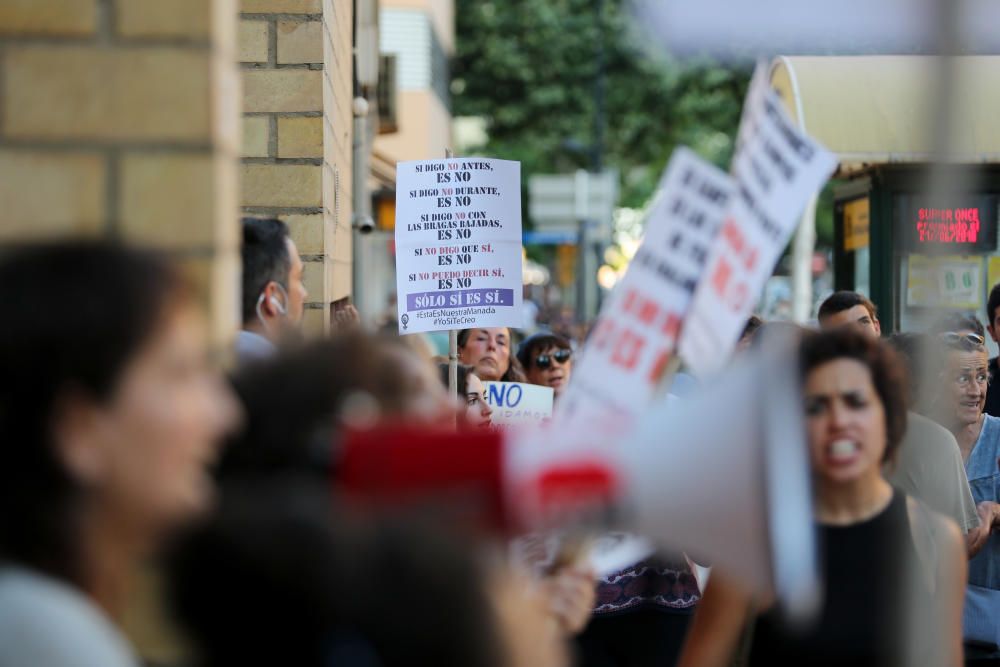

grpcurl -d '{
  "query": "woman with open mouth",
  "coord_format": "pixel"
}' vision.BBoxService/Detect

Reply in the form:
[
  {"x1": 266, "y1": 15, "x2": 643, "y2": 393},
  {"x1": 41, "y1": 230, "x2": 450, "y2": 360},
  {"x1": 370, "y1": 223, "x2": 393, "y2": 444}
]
[{"x1": 677, "y1": 328, "x2": 965, "y2": 667}]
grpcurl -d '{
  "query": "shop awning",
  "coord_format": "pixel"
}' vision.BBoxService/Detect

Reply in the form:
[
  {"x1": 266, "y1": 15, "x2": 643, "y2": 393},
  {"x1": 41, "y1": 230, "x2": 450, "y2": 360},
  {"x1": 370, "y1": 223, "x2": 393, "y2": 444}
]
[{"x1": 769, "y1": 56, "x2": 1000, "y2": 176}]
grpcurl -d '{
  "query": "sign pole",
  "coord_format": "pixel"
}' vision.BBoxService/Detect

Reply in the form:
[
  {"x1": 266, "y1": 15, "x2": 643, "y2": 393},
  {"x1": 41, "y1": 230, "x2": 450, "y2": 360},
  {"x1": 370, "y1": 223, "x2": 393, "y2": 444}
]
[{"x1": 445, "y1": 148, "x2": 459, "y2": 428}]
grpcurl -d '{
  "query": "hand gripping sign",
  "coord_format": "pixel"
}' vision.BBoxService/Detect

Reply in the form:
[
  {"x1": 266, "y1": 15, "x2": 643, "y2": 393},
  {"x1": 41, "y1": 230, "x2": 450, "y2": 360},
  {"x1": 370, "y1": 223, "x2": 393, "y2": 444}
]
[{"x1": 394, "y1": 158, "x2": 524, "y2": 335}]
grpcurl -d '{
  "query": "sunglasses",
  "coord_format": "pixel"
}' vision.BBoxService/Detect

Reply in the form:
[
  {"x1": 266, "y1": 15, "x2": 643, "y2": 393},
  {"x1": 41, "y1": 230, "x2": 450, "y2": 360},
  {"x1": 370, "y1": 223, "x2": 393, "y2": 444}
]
[
  {"x1": 939, "y1": 331, "x2": 986, "y2": 348},
  {"x1": 534, "y1": 349, "x2": 572, "y2": 369}
]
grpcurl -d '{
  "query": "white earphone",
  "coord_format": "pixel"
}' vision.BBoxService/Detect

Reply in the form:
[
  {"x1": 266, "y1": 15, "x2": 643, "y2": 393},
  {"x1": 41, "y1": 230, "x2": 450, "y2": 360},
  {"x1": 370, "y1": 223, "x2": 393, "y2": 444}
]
[
  {"x1": 268, "y1": 294, "x2": 287, "y2": 316},
  {"x1": 256, "y1": 282, "x2": 289, "y2": 329}
]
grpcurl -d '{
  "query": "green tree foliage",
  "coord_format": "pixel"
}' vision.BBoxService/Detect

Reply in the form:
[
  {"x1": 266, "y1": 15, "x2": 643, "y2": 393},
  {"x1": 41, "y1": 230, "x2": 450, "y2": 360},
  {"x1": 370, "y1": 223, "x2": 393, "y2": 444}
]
[{"x1": 452, "y1": 0, "x2": 751, "y2": 210}]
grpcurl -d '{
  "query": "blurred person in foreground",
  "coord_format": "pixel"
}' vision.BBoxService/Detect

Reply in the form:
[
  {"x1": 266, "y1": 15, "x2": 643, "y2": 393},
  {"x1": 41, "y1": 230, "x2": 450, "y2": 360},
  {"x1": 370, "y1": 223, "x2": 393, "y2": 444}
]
[
  {"x1": 679, "y1": 329, "x2": 965, "y2": 667},
  {"x1": 217, "y1": 331, "x2": 455, "y2": 480},
  {"x1": 236, "y1": 217, "x2": 308, "y2": 362},
  {"x1": 926, "y1": 320, "x2": 1000, "y2": 662},
  {"x1": 459, "y1": 327, "x2": 527, "y2": 383},
  {"x1": 439, "y1": 362, "x2": 494, "y2": 429},
  {"x1": 0, "y1": 242, "x2": 239, "y2": 666},
  {"x1": 185, "y1": 332, "x2": 575, "y2": 666},
  {"x1": 518, "y1": 332, "x2": 574, "y2": 401},
  {"x1": 820, "y1": 291, "x2": 981, "y2": 551},
  {"x1": 168, "y1": 478, "x2": 569, "y2": 667}
]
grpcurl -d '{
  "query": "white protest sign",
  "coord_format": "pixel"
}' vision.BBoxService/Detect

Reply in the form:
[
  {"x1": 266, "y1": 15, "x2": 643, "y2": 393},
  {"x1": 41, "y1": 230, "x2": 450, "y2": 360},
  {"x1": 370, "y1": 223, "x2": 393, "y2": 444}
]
[
  {"x1": 557, "y1": 148, "x2": 735, "y2": 420},
  {"x1": 483, "y1": 382, "x2": 553, "y2": 425},
  {"x1": 679, "y1": 74, "x2": 836, "y2": 377},
  {"x1": 395, "y1": 158, "x2": 523, "y2": 335}
]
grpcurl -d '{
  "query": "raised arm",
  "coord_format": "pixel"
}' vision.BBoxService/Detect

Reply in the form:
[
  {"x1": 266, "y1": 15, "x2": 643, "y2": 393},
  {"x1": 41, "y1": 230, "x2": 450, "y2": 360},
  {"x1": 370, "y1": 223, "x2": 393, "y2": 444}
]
[{"x1": 676, "y1": 570, "x2": 753, "y2": 667}]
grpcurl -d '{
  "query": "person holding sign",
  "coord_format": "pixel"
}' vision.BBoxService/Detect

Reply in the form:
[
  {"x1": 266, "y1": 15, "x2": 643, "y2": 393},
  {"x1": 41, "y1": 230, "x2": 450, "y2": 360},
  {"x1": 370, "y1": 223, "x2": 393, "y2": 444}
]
[
  {"x1": 458, "y1": 327, "x2": 527, "y2": 383},
  {"x1": 438, "y1": 362, "x2": 494, "y2": 430},
  {"x1": 518, "y1": 332, "x2": 574, "y2": 401}
]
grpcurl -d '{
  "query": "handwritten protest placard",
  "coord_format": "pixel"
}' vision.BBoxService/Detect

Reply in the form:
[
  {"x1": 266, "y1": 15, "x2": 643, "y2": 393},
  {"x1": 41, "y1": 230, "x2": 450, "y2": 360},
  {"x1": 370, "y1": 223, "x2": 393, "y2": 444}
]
[
  {"x1": 679, "y1": 73, "x2": 836, "y2": 377},
  {"x1": 395, "y1": 158, "x2": 523, "y2": 335},
  {"x1": 557, "y1": 148, "x2": 734, "y2": 420},
  {"x1": 483, "y1": 382, "x2": 554, "y2": 425}
]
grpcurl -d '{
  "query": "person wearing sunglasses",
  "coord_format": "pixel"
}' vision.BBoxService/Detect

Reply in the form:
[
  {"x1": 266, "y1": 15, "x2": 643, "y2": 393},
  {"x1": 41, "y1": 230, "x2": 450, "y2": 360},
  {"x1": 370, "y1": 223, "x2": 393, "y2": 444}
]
[{"x1": 517, "y1": 332, "x2": 574, "y2": 400}]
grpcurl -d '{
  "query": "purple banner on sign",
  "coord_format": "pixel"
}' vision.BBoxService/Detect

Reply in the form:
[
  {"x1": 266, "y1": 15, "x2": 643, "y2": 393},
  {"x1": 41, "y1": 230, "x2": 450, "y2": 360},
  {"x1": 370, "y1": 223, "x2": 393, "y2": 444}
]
[{"x1": 406, "y1": 288, "x2": 514, "y2": 311}]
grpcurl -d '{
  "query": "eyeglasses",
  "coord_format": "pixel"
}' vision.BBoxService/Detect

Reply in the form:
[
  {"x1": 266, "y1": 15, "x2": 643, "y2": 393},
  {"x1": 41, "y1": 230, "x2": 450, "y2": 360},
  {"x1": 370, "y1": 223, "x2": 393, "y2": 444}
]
[
  {"x1": 939, "y1": 331, "x2": 986, "y2": 348},
  {"x1": 534, "y1": 349, "x2": 572, "y2": 369}
]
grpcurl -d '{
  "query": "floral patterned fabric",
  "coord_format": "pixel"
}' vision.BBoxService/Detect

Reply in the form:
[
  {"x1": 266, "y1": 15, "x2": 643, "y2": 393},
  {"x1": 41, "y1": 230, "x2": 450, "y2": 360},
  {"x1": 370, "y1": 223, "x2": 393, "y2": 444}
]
[{"x1": 593, "y1": 557, "x2": 700, "y2": 615}]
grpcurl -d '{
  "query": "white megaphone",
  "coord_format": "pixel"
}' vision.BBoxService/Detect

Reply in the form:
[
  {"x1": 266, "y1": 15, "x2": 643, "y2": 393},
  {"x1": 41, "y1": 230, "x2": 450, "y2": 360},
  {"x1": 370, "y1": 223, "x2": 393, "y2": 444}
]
[
  {"x1": 504, "y1": 329, "x2": 818, "y2": 620},
  {"x1": 620, "y1": 329, "x2": 819, "y2": 620}
]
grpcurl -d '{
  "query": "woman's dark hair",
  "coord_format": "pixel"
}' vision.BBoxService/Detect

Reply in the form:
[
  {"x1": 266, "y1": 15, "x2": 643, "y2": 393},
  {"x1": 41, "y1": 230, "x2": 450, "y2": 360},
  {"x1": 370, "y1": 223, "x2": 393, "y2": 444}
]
[
  {"x1": 219, "y1": 332, "x2": 428, "y2": 480},
  {"x1": 167, "y1": 477, "x2": 503, "y2": 667},
  {"x1": 438, "y1": 362, "x2": 475, "y2": 398},
  {"x1": 515, "y1": 332, "x2": 572, "y2": 370},
  {"x1": 0, "y1": 241, "x2": 189, "y2": 583},
  {"x1": 457, "y1": 328, "x2": 527, "y2": 382},
  {"x1": 799, "y1": 328, "x2": 909, "y2": 463}
]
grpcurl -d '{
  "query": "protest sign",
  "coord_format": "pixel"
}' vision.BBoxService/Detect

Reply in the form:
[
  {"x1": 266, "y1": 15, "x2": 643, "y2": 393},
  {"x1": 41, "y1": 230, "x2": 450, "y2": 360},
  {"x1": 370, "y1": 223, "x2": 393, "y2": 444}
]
[
  {"x1": 558, "y1": 148, "x2": 735, "y2": 420},
  {"x1": 679, "y1": 74, "x2": 836, "y2": 377},
  {"x1": 395, "y1": 158, "x2": 523, "y2": 335},
  {"x1": 483, "y1": 382, "x2": 553, "y2": 425}
]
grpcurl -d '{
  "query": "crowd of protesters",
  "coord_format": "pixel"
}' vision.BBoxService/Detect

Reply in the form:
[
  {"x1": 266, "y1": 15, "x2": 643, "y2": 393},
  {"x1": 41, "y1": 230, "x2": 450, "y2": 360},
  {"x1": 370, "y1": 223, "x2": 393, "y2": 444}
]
[{"x1": 5, "y1": 217, "x2": 1000, "y2": 667}]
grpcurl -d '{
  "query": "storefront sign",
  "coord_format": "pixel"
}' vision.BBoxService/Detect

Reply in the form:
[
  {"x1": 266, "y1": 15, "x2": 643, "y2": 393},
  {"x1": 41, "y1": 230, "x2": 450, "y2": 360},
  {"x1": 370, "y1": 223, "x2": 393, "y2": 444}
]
[
  {"x1": 843, "y1": 197, "x2": 870, "y2": 251},
  {"x1": 896, "y1": 195, "x2": 998, "y2": 253}
]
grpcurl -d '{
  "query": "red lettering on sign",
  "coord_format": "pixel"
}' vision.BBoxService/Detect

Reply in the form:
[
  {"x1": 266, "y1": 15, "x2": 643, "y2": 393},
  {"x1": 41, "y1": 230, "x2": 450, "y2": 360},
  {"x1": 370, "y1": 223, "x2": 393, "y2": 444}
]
[
  {"x1": 648, "y1": 350, "x2": 671, "y2": 385},
  {"x1": 916, "y1": 208, "x2": 982, "y2": 244},
  {"x1": 711, "y1": 257, "x2": 733, "y2": 296},
  {"x1": 610, "y1": 329, "x2": 645, "y2": 371},
  {"x1": 661, "y1": 312, "x2": 682, "y2": 338},
  {"x1": 636, "y1": 297, "x2": 660, "y2": 326}
]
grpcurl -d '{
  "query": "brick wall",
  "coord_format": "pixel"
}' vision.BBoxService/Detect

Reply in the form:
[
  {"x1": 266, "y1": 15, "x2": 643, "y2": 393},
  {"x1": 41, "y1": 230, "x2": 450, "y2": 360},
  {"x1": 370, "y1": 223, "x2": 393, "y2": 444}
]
[
  {"x1": 239, "y1": 0, "x2": 353, "y2": 336},
  {"x1": 0, "y1": 0, "x2": 242, "y2": 346}
]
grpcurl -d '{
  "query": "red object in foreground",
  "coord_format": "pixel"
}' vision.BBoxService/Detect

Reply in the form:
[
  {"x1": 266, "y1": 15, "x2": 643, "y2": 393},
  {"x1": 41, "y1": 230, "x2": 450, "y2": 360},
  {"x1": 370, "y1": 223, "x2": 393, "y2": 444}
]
[
  {"x1": 336, "y1": 425, "x2": 509, "y2": 532},
  {"x1": 336, "y1": 424, "x2": 623, "y2": 535}
]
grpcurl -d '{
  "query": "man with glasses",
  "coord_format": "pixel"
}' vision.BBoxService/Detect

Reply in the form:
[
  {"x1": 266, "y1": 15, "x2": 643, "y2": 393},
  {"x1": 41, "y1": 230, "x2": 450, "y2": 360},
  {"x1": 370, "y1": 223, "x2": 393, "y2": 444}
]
[
  {"x1": 817, "y1": 293, "x2": 981, "y2": 548},
  {"x1": 517, "y1": 332, "x2": 574, "y2": 400}
]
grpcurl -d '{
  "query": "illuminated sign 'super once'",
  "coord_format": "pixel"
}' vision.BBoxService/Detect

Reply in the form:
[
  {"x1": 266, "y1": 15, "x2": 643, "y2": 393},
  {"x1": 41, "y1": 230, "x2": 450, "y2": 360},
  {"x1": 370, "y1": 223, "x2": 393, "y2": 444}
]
[
  {"x1": 896, "y1": 195, "x2": 998, "y2": 253},
  {"x1": 916, "y1": 207, "x2": 981, "y2": 244}
]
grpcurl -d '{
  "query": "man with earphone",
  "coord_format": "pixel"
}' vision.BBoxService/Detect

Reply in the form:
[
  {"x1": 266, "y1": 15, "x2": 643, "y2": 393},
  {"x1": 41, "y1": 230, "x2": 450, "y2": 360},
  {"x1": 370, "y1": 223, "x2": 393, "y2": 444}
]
[{"x1": 235, "y1": 217, "x2": 309, "y2": 363}]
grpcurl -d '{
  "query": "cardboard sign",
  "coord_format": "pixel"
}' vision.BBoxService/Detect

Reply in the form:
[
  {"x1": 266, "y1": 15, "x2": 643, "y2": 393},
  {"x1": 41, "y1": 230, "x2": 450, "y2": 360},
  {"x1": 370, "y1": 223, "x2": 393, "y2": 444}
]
[
  {"x1": 395, "y1": 158, "x2": 524, "y2": 335},
  {"x1": 483, "y1": 382, "x2": 554, "y2": 425},
  {"x1": 679, "y1": 70, "x2": 836, "y2": 377},
  {"x1": 558, "y1": 148, "x2": 734, "y2": 420}
]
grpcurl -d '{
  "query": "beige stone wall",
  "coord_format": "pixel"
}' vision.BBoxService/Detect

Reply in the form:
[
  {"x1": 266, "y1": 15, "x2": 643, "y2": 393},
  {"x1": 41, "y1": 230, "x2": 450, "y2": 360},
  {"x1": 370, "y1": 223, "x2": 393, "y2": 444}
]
[
  {"x1": 239, "y1": 0, "x2": 353, "y2": 336},
  {"x1": 373, "y1": 90, "x2": 452, "y2": 162},
  {"x1": 0, "y1": 0, "x2": 242, "y2": 346}
]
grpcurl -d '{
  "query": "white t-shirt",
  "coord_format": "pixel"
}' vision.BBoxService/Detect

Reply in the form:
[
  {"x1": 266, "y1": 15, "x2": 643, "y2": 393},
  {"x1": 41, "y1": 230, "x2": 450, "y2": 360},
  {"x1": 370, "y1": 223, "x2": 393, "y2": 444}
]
[{"x1": 0, "y1": 566, "x2": 138, "y2": 667}]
